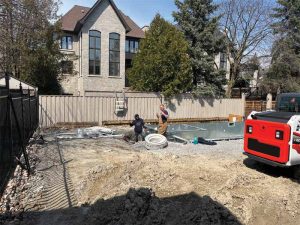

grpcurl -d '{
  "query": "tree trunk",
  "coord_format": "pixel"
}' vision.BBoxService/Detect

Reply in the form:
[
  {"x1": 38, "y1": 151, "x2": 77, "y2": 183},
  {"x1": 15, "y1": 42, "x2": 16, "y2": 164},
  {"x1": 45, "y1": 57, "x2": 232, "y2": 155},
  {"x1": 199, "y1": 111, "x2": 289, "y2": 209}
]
[
  {"x1": 226, "y1": 61, "x2": 240, "y2": 97},
  {"x1": 226, "y1": 79, "x2": 234, "y2": 97}
]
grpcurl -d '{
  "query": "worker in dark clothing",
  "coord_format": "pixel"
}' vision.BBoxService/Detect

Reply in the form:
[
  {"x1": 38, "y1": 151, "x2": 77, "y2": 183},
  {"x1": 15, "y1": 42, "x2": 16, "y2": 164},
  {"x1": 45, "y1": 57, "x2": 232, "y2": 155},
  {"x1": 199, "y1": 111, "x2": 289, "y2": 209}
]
[{"x1": 130, "y1": 114, "x2": 146, "y2": 142}]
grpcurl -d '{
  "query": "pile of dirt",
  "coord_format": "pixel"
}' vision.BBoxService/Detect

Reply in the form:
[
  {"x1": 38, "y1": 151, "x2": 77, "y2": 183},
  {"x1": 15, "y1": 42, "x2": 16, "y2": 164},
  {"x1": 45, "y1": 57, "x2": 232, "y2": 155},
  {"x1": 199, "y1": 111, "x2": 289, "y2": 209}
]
[{"x1": 85, "y1": 188, "x2": 241, "y2": 225}]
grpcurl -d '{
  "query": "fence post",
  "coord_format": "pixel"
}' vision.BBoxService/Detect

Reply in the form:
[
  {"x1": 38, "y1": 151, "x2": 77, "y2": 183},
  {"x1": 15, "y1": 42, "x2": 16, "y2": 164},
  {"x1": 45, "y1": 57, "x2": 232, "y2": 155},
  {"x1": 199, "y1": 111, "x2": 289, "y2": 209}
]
[
  {"x1": 28, "y1": 87, "x2": 31, "y2": 134},
  {"x1": 36, "y1": 88, "x2": 39, "y2": 128},
  {"x1": 241, "y1": 93, "x2": 246, "y2": 117},
  {"x1": 20, "y1": 83, "x2": 25, "y2": 140},
  {"x1": 266, "y1": 93, "x2": 272, "y2": 111},
  {"x1": 9, "y1": 93, "x2": 31, "y2": 174},
  {"x1": 5, "y1": 73, "x2": 13, "y2": 168}
]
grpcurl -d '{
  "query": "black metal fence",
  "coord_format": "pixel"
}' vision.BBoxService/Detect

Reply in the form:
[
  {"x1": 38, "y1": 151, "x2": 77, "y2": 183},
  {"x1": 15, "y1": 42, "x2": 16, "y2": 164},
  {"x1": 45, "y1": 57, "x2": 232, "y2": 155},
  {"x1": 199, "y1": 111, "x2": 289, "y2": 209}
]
[{"x1": 0, "y1": 74, "x2": 39, "y2": 196}]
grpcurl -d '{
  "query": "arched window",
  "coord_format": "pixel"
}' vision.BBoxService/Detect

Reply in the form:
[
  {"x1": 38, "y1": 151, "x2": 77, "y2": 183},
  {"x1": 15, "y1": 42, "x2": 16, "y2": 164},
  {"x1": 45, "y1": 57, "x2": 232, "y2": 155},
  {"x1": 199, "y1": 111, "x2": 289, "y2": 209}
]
[
  {"x1": 109, "y1": 33, "x2": 120, "y2": 76},
  {"x1": 89, "y1": 30, "x2": 101, "y2": 75}
]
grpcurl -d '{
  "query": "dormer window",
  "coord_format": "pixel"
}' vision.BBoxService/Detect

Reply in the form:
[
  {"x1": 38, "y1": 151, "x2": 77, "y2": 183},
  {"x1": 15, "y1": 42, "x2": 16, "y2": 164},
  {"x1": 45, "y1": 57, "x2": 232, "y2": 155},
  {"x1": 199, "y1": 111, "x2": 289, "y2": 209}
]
[{"x1": 61, "y1": 36, "x2": 73, "y2": 50}]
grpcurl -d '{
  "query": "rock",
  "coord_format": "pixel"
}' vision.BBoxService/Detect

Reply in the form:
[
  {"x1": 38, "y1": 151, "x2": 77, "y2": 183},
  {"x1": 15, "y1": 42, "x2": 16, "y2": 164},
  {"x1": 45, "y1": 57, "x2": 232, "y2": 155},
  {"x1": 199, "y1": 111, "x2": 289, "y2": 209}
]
[{"x1": 172, "y1": 155, "x2": 179, "y2": 159}]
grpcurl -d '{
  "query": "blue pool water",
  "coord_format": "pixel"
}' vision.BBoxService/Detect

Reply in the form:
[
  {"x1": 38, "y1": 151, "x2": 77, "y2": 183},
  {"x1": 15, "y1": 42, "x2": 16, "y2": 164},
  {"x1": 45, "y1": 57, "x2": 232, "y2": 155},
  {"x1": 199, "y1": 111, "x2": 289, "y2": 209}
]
[{"x1": 146, "y1": 121, "x2": 244, "y2": 141}]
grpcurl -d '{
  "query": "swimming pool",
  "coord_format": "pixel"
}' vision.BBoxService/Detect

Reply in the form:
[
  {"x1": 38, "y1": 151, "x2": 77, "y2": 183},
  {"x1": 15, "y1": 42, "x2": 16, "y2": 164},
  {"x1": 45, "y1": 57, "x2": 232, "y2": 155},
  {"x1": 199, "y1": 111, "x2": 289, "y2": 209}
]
[{"x1": 146, "y1": 121, "x2": 244, "y2": 142}]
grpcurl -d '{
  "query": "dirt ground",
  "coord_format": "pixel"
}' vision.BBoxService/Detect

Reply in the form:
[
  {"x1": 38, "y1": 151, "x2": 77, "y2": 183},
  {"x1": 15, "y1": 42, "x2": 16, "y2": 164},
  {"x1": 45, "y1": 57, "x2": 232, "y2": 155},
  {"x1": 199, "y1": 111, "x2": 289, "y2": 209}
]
[
  {"x1": 64, "y1": 139, "x2": 300, "y2": 225},
  {"x1": 6, "y1": 128, "x2": 300, "y2": 225}
]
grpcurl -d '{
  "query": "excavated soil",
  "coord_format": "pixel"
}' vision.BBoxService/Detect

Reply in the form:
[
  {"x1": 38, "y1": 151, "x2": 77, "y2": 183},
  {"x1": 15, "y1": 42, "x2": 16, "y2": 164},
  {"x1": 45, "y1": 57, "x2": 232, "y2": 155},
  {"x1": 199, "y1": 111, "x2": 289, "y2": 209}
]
[
  {"x1": 3, "y1": 129, "x2": 300, "y2": 225},
  {"x1": 63, "y1": 139, "x2": 300, "y2": 225}
]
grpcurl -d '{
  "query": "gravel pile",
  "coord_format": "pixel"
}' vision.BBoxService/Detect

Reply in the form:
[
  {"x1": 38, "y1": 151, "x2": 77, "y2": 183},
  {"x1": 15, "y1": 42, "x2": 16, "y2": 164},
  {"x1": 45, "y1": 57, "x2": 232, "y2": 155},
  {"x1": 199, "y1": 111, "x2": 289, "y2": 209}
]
[
  {"x1": 85, "y1": 188, "x2": 241, "y2": 225},
  {"x1": 0, "y1": 140, "x2": 43, "y2": 224}
]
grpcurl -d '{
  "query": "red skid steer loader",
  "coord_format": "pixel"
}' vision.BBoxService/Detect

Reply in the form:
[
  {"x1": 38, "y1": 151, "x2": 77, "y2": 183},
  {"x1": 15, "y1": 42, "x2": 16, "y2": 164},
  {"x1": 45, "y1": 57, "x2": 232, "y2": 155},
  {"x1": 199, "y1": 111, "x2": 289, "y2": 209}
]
[{"x1": 244, "y1": 93, "x2": 300, "y2": 177}]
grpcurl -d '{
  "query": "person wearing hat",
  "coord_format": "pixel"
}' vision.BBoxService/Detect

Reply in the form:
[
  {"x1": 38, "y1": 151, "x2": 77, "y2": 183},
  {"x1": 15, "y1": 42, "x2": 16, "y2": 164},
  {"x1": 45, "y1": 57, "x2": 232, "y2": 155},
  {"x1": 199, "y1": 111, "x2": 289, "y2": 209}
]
[{"x1": 130, "y1": 114, "x2": 146, "y2": 142}]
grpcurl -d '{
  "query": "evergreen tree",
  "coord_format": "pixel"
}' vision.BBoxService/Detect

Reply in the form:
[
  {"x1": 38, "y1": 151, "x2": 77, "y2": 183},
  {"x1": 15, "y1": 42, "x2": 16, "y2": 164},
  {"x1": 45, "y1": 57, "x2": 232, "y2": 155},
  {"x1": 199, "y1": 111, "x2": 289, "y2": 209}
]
[
  {"x1": 128, "y1": 14, "x2": 193, "y2": 97},
  {"x1": 173, "y1": 0, "x2": 226, "y2": 97},
  {"x1": 272, "y1": 0, "x2": 300, "y2": 54},
  {"x1": 266, "y1": 0, "x2": 300, "y2": 92}
]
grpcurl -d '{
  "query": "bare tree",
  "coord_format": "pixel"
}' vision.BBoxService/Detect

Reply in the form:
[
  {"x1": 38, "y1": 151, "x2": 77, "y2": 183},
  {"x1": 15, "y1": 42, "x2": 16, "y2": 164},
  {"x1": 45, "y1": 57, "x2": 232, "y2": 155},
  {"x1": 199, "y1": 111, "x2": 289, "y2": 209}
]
[
  {"x1": 0, "y1": 0, "x2": 60, "y2": 76},
  {"x1": 0, "y1": 0, "x2": 64, "y2": 93},
  {"x1": 219, "y1": 0, "x2": 274, "y2": 96}
]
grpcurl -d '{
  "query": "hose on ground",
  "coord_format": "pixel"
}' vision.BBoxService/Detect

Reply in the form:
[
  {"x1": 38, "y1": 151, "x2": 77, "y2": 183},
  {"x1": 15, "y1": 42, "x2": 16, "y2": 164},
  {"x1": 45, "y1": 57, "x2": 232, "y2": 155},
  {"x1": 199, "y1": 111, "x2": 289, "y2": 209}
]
[{"x1": 145, "y1": 134, "x2": 168, "y2": 150}]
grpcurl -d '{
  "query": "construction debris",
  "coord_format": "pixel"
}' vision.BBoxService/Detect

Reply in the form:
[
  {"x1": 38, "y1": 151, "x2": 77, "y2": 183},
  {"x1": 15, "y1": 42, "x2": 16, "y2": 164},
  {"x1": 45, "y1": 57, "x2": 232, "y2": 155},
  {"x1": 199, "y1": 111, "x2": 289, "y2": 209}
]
[{"x1": 56, "y1": 127, "x2": 122, "y2": 139}]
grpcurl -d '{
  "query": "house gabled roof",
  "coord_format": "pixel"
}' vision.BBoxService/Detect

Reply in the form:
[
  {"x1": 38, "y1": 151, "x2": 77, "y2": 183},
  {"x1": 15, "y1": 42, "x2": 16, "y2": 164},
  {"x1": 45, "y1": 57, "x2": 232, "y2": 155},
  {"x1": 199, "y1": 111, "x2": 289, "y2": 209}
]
[
  {"x1": 61, "y1": 0, "x2": 145, "y2": 39},
  {"x1": 78, "y1": 0, "x2": 131, "y2": 32},
  {"x1": 61, "y1": 5, "x2": 90, "y2": 33}
]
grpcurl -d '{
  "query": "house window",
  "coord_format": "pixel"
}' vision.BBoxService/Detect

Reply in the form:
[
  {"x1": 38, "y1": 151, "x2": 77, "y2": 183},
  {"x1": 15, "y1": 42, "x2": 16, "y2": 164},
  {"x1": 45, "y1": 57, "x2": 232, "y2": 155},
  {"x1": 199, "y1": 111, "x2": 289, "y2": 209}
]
[
  {"x1": 130, "y1": 40, "x2": 135, "y2": 53},
  {"x1": 220, "y1": 53, "x2": 227, "y2": 70},
  {"x1": 126, "y1": 39, "x2": 139, "y2": 53},
  {"x1": 89, "y1": 30, "x2": 101, "y2": 75},
  {"x1": 61, "y1": 61, "x2": 73, "y2": 74},
  {"x1": 134, "y1": 41, "x2": 139, "y2": 53},
  {"x1": 109, "y1": 33, "x2": 120, "y2": 76},
  {"x1": 125, "y1": 40, "x2": 130, "y2": 53},
  {"x1": 61, "y1": 36, "x2": 73, "y2": 50}
]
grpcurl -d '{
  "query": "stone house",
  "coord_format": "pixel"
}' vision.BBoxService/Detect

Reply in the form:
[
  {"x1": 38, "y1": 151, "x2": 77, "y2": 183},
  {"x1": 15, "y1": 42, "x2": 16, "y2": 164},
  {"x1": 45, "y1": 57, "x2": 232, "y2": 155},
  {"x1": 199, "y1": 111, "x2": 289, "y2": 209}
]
[
  {"x1": 214, "y1": 52, "x2": 230, "y2": 80},
  {"x1": 59, "y1": 0, "x2": 144, "y2": 96},
  {"x1": 59, "y1": 0, "x2": 230, "y2": 96}
]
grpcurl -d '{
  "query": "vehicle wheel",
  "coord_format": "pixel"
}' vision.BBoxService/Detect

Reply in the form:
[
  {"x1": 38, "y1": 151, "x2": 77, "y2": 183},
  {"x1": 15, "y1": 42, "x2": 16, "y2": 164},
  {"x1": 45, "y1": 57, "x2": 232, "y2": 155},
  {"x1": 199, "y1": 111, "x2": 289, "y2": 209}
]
[{"x1": 292, "y1": 165, "x2": 300, "y2": 180}]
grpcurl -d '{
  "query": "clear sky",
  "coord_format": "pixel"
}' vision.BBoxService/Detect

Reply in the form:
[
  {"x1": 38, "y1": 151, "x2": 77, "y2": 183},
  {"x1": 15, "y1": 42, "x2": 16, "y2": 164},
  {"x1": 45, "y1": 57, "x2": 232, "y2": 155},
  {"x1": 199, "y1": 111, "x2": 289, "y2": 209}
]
[{"x1": 59, "y1": 0, "x2": 177, "y2": 27}]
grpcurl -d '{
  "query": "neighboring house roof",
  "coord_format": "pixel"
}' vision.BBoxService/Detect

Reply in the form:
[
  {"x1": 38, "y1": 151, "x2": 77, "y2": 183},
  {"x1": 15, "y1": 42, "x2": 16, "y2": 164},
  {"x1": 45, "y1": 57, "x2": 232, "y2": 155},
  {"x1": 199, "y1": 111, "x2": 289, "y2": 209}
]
[
  {"x1": 61, "y1": 0, "x2": 145, "y2": 39},
  {"x1": 142, "y1": 25, "x2": 149, "y2": 32},
  {"x1": 119, "y1": 11, "x2": 145, "y2": 38},
  {"x1": 0, "y1": 76, "x2": 37, "y2": 90}
]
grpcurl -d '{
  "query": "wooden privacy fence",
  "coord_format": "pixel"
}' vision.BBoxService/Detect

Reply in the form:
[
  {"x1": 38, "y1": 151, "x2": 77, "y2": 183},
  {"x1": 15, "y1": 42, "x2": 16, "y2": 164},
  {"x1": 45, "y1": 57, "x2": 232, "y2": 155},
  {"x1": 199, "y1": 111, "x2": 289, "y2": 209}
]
[
  {"x1": 245, "y1": 100, "x2": 276, "y2": 117},
  {"x1": 39, "y1": 93, "x2": 246, "y2": 128}
]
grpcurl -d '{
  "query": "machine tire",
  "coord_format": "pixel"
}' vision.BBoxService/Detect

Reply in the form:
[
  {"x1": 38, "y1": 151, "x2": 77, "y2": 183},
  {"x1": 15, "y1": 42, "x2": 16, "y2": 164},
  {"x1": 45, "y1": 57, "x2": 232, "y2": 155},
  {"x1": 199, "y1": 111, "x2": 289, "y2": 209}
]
[{"x1": 292, "y1": 165, "x2": 300, "y2": 180}]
